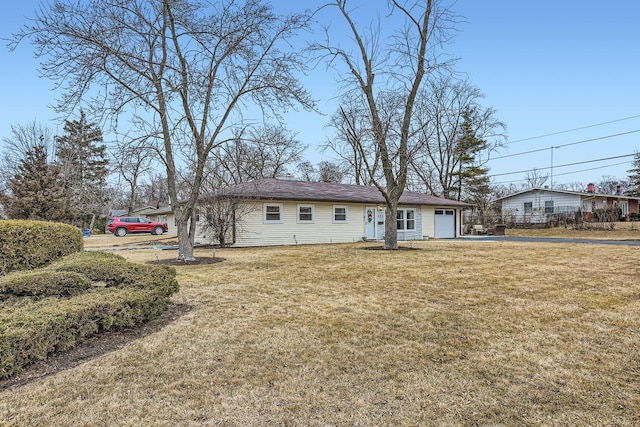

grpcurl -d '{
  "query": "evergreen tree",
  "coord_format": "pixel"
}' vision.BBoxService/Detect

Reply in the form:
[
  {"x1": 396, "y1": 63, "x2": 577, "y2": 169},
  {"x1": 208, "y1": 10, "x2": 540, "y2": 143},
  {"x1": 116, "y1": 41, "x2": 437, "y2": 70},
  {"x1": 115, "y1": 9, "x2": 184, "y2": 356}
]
[
  {"x1": 0, "y1": 145, "x2": 74, "y2": 221},
  {"x1": 450, "y1": 108, "x2": 493, "y2": 224},
  {"x1": 626, "y1": 152, "x2": 640, "y2": 197},
  {"x1": 55, "y1": 110, "x2": 109, "y2": 227},
  {"x1": 452, "y1": 108, "x2": 490, "y2": 202}
]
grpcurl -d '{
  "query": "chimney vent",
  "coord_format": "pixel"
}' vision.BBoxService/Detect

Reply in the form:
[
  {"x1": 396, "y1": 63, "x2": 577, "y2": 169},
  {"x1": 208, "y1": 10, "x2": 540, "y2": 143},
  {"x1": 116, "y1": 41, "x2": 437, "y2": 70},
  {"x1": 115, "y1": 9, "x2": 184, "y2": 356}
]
[{"x1": 587, "y1": 183, "x2": 595, "y2": 193}]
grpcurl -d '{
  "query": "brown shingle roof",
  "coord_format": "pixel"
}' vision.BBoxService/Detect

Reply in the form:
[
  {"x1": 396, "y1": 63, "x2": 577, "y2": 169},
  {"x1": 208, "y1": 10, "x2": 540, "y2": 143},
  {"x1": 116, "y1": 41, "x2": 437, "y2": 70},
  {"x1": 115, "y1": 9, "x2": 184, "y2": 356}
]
[{"x1": 221, "y1": 178, "x2": 468, "y2": 207}]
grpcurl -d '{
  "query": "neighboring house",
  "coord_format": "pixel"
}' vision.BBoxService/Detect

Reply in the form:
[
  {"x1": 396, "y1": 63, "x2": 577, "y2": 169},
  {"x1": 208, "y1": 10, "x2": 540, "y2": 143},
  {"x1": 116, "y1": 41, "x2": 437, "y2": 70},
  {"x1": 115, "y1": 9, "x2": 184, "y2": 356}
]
[
  {"x1": 108, "y1": 209, "x2": 128, "y2": 217},
  {"x1": 140, "y1": 178, "x2": 468, "y2": 246},
  {"x1": 138, "y1": 205, "x2": 175, "y2": 234},
  {"x1": 497, "y1": 185, "x2": 640, "y2": 224}
]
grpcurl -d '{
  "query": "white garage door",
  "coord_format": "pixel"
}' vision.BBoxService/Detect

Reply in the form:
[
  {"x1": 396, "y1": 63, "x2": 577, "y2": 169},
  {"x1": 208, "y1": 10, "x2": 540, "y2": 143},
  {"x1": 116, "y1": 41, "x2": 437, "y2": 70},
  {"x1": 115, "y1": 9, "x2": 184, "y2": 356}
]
[{"x1": 434, "y1": 209, "x2": 455, "y2": 238}]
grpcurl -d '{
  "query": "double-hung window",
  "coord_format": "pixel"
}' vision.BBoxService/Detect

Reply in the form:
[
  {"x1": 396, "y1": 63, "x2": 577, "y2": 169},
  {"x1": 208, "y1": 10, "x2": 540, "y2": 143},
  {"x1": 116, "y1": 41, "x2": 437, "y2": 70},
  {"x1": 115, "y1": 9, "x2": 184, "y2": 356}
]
[
  {"x1": 524, "y1": 202, "x2": 533, "y2": 214},
  {"x1": 297, "y1": 204, "x2": 314, "y2": 223},
  {"x1": 333, "y1": 206, "x2": 348, "y2": 223},
  {"x1": 396, "y1": 209, "x2": 416, "y2": 230},
  {"x1": 264, "y1": 203, "x2": 283, "y2": 223},
  {"x1": 544, "y1": 201, "x2": 554, "y2": 214}
]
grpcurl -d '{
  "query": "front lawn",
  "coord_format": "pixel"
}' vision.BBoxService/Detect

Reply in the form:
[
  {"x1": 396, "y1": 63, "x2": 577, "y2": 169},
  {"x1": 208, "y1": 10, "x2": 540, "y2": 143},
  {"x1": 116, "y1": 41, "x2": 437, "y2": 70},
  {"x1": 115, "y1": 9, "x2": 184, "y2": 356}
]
[
  {"x1": 1, "y1": 240, "x2": 638, "y2": 425},
  {"x1": 506, "y1": 221, "x2": 640, "y2": 239}
]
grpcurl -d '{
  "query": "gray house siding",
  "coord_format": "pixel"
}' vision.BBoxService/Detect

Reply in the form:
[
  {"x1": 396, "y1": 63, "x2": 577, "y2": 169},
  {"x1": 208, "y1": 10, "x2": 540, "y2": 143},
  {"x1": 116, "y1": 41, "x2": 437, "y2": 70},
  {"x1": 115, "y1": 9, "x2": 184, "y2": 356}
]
[{"x1": 502, "y1": 190, "x2": 581, "y2": 224}]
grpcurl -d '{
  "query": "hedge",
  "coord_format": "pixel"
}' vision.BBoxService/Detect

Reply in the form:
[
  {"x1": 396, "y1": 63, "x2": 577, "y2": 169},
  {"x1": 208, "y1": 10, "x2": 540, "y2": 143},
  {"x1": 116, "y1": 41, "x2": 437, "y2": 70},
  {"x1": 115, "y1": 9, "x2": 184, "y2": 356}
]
[
  {"x1": 0, "y1": 270, "x2": 92, "y2": 299},
  {"x1": 0, "y1": 220, "x2": 83, "y2": 276},
  {"x1": 0, "y1": 252, "x2": 179, "y2": 379},
  {"x1": 47, "y1": 251, "x2": 140, "y2": 287}
]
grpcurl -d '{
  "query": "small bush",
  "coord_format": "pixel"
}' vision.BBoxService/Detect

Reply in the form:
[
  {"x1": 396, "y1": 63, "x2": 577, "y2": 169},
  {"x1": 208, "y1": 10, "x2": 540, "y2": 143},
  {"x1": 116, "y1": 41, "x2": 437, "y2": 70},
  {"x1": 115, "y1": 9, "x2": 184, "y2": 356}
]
[
  {"x1": 593, "y1": 207, "x2": 622, "y2": 222},
  {"x1": 0, "y1": 270, "x2": 92, "y2": 299},
  {"x1": 0, "y1": 220, "x2": 83, "y2": 276}
]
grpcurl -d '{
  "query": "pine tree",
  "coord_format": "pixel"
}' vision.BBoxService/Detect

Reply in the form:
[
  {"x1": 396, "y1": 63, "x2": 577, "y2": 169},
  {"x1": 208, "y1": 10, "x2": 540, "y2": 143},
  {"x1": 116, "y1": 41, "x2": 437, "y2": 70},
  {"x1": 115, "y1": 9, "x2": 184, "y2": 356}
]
[
  {"x1": 55, "y1": 110, "x2": 109, "y2": 227},
  {"x1": 452, "y1": 108, "x2": 490, "y2": 201},
  {"x1": 450, "y1": 108, "x2": 493, "y2": 225},
  {"x1": 1, "y1": 145, "x2": 74, "y2": 221},
  {"x1": 626, "y1": 152, "x2": 640, "y2": 197}
]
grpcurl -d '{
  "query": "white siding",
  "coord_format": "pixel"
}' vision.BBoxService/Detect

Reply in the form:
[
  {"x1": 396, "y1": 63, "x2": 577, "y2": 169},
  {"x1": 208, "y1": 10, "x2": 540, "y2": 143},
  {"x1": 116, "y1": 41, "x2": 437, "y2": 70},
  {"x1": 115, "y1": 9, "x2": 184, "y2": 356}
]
[
  {"x1": 234, "y1": 200, "x2": 366, "y2": 247},
  {"x1": 421, "y1": 206, "x2": 435, "y2": 238},
  {"x1": 501, "y1": 190, "x2": 581, "y2": 224}
]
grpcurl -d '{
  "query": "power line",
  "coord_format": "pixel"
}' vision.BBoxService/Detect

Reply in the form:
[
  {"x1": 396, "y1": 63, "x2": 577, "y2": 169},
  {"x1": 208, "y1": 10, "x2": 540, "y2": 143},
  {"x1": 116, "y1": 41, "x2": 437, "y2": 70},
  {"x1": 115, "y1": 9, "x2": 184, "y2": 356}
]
[
  {"x1": 491, "y1": 153, "x2": 636, "y2": 177},
  {"x1": 551, "y1": 161, "x2": 630, "y2": 179},
  {"x1": 490, "y1": 130, "x2": 640, "y2": 161},
  {"x1": 491, "y1": 161, "x2": 631, "y2": 185},
  {"x1": 508, "y1": 114, "x2": 640, "y2": 144}
]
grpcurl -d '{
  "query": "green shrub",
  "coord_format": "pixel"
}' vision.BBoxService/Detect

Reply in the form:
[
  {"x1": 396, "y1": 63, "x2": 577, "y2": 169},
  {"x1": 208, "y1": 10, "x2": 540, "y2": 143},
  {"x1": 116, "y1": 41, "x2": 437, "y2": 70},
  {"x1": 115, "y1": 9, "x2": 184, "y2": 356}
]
[
  {"x1": 0, "y1": 270, "x2": 92, "y2": 299},
  {"x1": 0, "y1": 220, "x2": 83, "y2": 276},
  {"x1": 0, "y1": 283, "x2": 177, "y2": 378},
  {"x1": 0, "y1": 251, "x2": 179, "y2": 379},
  {"x1": 47, "y1": 251, "x2": 138, "y2": 286}
]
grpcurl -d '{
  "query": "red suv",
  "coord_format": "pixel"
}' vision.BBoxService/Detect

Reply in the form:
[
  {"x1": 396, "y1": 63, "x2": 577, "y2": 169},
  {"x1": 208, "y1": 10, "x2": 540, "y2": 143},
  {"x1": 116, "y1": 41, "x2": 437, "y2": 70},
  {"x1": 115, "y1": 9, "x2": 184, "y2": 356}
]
[{"x1": 105, "y1": 216, "x2": 168, "y2": 237}]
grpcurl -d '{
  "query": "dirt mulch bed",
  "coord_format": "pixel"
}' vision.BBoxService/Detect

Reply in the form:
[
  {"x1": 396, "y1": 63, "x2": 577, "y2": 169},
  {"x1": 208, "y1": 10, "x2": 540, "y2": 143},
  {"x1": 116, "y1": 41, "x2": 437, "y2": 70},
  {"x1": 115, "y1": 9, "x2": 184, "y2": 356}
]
[
  {"x1": 149, "y1": 256, "x2": 225, "y2": 266},
  {"x1": 0, "y1": 303, "x2": 191, "y2": 392},
  {"x1": 363, "y1": 245, "x2": 422, "y2": 251}
]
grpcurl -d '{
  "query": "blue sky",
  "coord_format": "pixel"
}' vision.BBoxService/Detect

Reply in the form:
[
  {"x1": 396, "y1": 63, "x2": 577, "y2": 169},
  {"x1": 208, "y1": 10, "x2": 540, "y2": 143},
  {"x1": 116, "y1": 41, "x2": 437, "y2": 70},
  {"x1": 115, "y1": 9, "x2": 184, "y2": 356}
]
[{"x1": 1, "y1": 0, "x2": 639, "y2": 189}]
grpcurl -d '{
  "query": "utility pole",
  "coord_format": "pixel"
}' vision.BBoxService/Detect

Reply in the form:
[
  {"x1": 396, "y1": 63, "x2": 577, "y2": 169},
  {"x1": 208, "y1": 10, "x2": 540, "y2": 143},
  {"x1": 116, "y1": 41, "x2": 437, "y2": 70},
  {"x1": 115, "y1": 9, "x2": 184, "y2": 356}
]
[{"x1": 550, "y1": 146, "x2": 558, "y2": 188}]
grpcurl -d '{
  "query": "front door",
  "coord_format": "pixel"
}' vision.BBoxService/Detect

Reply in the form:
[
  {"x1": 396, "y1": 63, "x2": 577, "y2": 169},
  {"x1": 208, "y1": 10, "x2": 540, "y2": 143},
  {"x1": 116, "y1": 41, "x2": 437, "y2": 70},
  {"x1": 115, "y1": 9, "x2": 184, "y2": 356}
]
[{"x1": 365, "y1": 207, "x2": 377, "y2": 239}]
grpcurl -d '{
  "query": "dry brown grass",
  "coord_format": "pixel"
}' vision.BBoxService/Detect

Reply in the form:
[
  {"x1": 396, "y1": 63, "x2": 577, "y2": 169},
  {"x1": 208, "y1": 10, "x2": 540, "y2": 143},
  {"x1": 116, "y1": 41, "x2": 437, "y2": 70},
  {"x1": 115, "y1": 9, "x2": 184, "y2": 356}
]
[
  {"x1": 507, "y1": 221, "x2": 640, "y2": 239},
  {"x1": 1, "y1": 237, "x2": 639, "y2": 426}
]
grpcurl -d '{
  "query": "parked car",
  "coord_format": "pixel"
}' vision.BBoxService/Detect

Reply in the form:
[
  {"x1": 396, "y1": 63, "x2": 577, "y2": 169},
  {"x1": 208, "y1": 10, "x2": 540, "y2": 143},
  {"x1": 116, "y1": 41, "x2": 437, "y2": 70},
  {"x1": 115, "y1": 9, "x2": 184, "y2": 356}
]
[{"x1": 105, "y1": 216, "x2": 168, "y2": 237}]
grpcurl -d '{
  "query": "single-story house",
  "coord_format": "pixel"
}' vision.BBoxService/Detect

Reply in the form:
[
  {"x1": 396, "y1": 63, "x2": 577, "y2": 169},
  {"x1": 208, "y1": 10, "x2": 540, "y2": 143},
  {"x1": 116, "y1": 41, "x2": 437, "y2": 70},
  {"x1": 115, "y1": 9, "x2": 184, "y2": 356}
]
[
  {"x1": 140, "y1": 178, "x2": 468, "y2": 246},
  {"x1": 497, "y1": 184, "x2": 640, "y2": 224}
]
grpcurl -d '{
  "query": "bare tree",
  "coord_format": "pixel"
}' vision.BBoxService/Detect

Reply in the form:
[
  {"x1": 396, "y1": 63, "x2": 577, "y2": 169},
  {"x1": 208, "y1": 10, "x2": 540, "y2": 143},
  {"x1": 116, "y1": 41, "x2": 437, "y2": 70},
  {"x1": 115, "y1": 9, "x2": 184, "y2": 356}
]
[
  {"x1": 296, "y1": 161, "x2": 316, "y2": 181},
  {"x1": 210, "y1": 124, "x2": 306, "y2": 186},
  {"x1": 317, "y1": 161, "x2": 346, "y2": 183},
  {"x1": 111, "y1": 134, "x2": 157, "y2": 213},
  {"x1": 597, "y1": 175, "x2": 625, "y2": 195},
  {"x1": 322, "y1": 96, "x2": 379, "y2": 186},
  {"x1": 555, "y1": 182, "x2": 586, "y2": 192},
  {"x1": 13, "y1": 0, "x2": 314, "y2": 260},
  {"x1": 138, "y1": 173, "x2": 171, "y2": 209},
  {"x1": 524, "y1": 169, "x2": 549, "y2": 188},
  {"x1": 198, "y1": 190, "x2": 258, "y2": 247},
  {"x1": 314, "y1": 0, "x2": 457, "y2": 249},
  {"x1": 409, "y1": 75, "x2": 506, "y2": 198}
]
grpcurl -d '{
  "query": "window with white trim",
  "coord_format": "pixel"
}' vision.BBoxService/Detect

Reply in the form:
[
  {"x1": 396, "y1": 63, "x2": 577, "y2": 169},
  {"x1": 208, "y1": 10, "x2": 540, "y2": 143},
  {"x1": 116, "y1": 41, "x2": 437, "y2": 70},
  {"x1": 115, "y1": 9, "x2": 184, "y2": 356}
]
[
  {"x1": 333, "y1": 205, "x2": 348, "y2": 223},
  {"x1": 297, "y1": 204, "x2": 314, "y2": 223},
  {"x1": 396, "y1": 208, "x2": 416, "y2": 230},
  {"x1": 264, "y1": 203, "x2": 283, "y2": 223}
]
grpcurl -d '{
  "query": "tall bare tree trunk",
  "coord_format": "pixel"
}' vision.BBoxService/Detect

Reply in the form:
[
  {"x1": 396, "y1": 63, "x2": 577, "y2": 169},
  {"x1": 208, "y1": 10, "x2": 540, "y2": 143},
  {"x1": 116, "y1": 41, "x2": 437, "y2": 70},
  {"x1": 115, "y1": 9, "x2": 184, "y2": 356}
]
[
  {"x1": 174, "y1": 210, "x2": 195, "y2": 261},
  {"x1": 384, "y1": 201, "x2": 398, "y2": 250}
]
